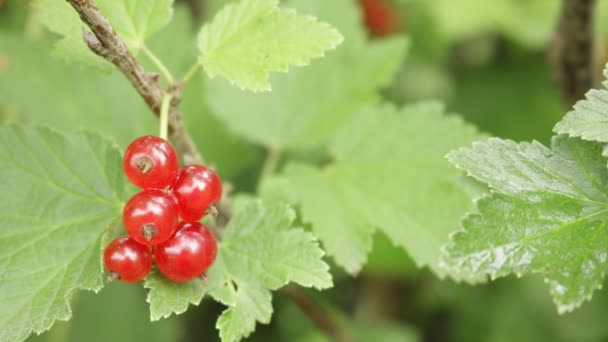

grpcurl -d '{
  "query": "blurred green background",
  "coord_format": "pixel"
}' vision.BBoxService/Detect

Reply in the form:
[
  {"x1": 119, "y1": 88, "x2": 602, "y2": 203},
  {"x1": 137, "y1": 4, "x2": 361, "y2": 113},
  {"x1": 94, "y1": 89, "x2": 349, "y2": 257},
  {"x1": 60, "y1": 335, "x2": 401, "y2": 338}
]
[{"x1": 2, "y1": 0, "x2": 608, "y2": 341}]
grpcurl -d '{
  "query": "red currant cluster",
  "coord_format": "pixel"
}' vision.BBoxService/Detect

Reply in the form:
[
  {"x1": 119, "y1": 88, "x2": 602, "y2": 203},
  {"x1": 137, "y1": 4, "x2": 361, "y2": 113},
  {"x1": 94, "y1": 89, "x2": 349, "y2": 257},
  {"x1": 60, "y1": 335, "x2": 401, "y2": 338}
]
[{"x1": 103, "y1": 136, "x2": 221, "y2": 283}]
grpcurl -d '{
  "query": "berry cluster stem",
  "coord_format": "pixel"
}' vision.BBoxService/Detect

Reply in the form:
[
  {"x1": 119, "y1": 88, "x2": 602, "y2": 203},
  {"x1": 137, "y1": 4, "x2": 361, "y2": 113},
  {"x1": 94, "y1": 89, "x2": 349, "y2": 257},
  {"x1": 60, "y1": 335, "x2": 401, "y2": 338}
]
[
  {"x1": 260, "y1": 147, "x2": 281, "y2": 185},
  {"x1": 66, "y1": 0, "x2": 204, "y2": 166},
  {"x1": 159, "y1": 93, "x2": 171, "y2": 140},
  {"x1": 181, "y1": 62, "x2": 200, "y2": 88},
  {"x1": 141, "y1": 45, "x2": 175, "y2": 85}
]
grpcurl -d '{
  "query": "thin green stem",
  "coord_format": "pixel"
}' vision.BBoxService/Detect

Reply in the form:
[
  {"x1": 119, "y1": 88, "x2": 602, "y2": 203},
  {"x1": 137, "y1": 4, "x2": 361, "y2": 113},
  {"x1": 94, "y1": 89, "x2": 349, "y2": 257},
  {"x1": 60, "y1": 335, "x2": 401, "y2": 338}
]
[
  {"x1": 181, "y1": 62, "x2": 200, "y2": 87},
  {"x1": 159, "y1": 93, "x2": 171, "y2": 140},
  {"x1": 141, "y1": 45, "x2": 175, "y2": 85},
  {"x1": 260, "y1": 147, "x2": 281, "y2": 183}
]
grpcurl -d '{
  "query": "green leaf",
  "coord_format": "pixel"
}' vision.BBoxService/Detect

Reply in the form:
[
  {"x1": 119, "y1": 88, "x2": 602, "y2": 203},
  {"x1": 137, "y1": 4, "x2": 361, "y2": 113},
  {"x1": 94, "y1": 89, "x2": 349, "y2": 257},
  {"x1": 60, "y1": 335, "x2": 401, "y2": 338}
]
[
  {"x1": 205, "y1": 0, "x2": 408, "y2": 150},
  {"x1": 215, "y1": 200, "x2": 333, "y2": 342},
  {"x1": 35, "y1": 0, "x2": 173, "y2": 68},
  {"x1": 216, "y1": 283, "x2": 272, "y2": 342},
  {"x1": 144, "y1": 252, "x2": 231, "y2": 321},
  {"x1": 144, "y1": 268, "x2": 207, "y2": 321},
  {"x1": 197, "y1": 0, "x2": 343, "y2": 91},
  {"x1": 221, "y1": 202, "x2": 331, "y2": 290},
  {"x1": 144, "y1": 200, "x2": 331, "y2": 341},
  {"x1": 554, "y1": 68, "x2": 608, "y2": 154},
  {"x1": 286, "y1": 103, "x2": 481, "y2": 274},
  {"x1": 0, "y1": 125, "x2": 125, "y2": 342},
  {"x1": 0, "y1": 32, "x2": 157, "y2": 148},
  {"x1": 444, "y1": 136, "x2": 608, "y2": 313}
]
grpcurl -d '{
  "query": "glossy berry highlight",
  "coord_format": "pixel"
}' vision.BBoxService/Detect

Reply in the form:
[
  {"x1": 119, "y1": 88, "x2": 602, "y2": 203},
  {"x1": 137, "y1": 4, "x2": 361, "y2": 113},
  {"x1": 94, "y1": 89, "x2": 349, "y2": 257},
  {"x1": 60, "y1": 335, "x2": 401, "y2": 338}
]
[
  {"x1": 170, "y1": 165, "x2": 222, "y2": 221},
  {"x1": 154, "y1": 222, "x2": 218, "y2": 282},
  {"x1": 103, "y1": 236, "x2": 153, "y2": 283},
  {"x1": 123, "y1": 189, "x2": 179, "y2": 246},
  {"x1": 123, "y1": 135, "x2": 179, "y2": 189}
]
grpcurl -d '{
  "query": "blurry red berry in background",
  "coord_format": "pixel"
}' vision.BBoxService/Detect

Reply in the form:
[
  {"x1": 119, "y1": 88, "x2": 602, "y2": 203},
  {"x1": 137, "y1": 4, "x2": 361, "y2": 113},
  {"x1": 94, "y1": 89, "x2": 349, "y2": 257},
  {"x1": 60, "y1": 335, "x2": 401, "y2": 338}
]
[{"x1": 359, "y1": 0, "x2": 401, "y2": 37}]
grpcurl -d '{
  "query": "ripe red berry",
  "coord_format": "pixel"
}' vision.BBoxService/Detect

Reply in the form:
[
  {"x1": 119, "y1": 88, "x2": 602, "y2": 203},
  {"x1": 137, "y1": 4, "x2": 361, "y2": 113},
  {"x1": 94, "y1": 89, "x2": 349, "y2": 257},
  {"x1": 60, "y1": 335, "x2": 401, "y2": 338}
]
[
  {"x1": 169, "y1": 165, "x2": 222, "y2": 221},
  {"x1": 123, "y1": 189, "x2": 179, "y2": 246},
  {"x1": 123, "y1": 135, "x2": 179, "y2": 189},
  {"x1": 155, "y1": 222, "x2": 218, "y2": 282},
  {"x1": 103, "y1": 236, "x2": 152, "y2": 283},
  {"x1": 359, "y1": 0, "x2": 400, "y2": 37}
]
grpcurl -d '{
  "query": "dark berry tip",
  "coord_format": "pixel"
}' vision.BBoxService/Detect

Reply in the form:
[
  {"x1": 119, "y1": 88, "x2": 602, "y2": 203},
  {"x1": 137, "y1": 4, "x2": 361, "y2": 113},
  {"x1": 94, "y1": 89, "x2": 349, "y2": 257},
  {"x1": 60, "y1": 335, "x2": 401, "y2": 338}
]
[
  {"x1": 107, "y1": 272, "x2": 120, "y2": 283},
  {"x1": 206, "y1": 205, "x2": 219, "y2": 217},
  {"x1": 141, "y1": 224, "x2": 158, "y2": 240},
  {"x1": 135, "y1": 156, "x2": 154, "y2": 173}
]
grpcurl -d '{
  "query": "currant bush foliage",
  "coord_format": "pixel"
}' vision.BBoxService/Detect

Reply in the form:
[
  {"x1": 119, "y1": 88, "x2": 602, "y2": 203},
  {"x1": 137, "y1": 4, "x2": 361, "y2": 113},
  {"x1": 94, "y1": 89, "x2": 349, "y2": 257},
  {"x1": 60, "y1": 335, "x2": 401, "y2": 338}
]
[
  {"x1": 285, "y1": 103, "x2": 481, "y2": 274},
  {"x1": 206, "y1": 0, "x2": 408, "y2": 150},
  {"x1": 36, "y1": 0, "x2": 342, "y2": 93},
  {"x1": 441, "y1": 66, "x2": 608, "y2": 313},
  {"x1": 198, "y1": 0, "x2": 343, "y2": 91},
  {"x1": 444, "y1": 136, "x2": 608, "y2": 313},
  {"x1": 0, "y1": 126, "x2": 125, "y2": 342},
  {"x1": 144, "y1": 200, "x2": 331, "y2": 341}
]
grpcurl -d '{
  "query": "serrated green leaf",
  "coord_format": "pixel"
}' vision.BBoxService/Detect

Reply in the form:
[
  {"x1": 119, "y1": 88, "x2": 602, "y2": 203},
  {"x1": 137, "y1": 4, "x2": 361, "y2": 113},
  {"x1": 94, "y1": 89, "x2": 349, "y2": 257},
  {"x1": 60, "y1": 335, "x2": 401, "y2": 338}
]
[
  {"x1": 286, "y1": 103, "x2": 481, "y2": 274},
  {"x1": 144, "y1": 200, "x2": 331, "y2": 341},
  {"x1": 144, "y1": 252, "x2": 232, "y2": 321},
  {"x1": 554, "y1": 67, "x2": 608, "y2": 155},
  {"x1": 214, "y1": 201, "x2": 332, "y2": 341},
  {"x1": 197, "y1": 0, "x2": 343, "y2": 91},
  {"x1": 216, "y1": 282, "x2": 272, "y2": 342},
  {"x1": 0, "y1": 125, "x2": 125, "y2": 342},
  {"x1": 444, "y1": 136, "x2": 608, "y2": 313},
  {"x1": 35, "y1": 0, "x2": 173, "y2": 68},
  {"x1": 221, "y1": 202, "x2": 331, "y2": 290},
  {"x1": 144, "y1": 268, "x2": 207, "y2": 321},
  {"x1": 205, "y1": 0, "x2": 408, "y2": 150}
]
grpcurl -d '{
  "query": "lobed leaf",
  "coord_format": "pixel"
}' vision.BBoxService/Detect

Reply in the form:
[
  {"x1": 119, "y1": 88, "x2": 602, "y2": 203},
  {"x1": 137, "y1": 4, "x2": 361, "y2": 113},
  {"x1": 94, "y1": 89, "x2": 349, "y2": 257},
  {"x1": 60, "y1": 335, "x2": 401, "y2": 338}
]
[
  {"x1": 444, "y1": 136, "x2": 608, "y2": 313},
  {"x1": 144, "y1": 268, "x2": 207, "y2": 321},
  {"x1": 286, "y1": 103, "x2": 482, "y2": 274},
  {"x1": 144, "y1": 200, "x2": 331, "y2": 342},
  {"x1": 216, "y1": 283, "x2": 272, "y2": 342},
  {"x1": 197, "y1": 0, "x2": 343, "y2": 92},
  {"x1": 0, "y1": 125, "x2": 125, "y2": 342},
  {"x1": 204, "y1": 0, "x2": 408, "y2": 150}
]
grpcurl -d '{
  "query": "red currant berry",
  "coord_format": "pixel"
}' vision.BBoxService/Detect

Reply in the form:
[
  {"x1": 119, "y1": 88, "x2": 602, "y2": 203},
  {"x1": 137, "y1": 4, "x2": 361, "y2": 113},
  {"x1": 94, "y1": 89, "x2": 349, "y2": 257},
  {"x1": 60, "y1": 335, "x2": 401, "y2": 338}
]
[
  {"x1": 103, "y1": 236, "x2": 152, "y2": 283},
  {"x1": 169, "y1": 165, "x2": 222, "y2": 221},
  {"x1": 154, "y1": 222, "x2": 218, "y2": 282},
  {"x1": 360, "y1": 0, "x2": 400, "y2": 37},
  {"x1": 123, "y1": 135, "x2": 179, "y2": 189},
  {"x1": 123, "y1": 189, "x2": 179, "y2": 246}
]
